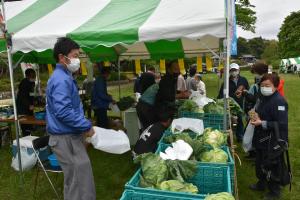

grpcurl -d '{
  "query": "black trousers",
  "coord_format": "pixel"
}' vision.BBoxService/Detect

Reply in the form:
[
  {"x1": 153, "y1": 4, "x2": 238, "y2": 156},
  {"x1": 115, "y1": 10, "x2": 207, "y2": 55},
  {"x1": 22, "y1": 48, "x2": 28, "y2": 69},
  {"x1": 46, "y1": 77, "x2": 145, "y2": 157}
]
[
  {"x1": 255, "y1": 149, "x2": 281, "y2": 196},
  {"x1": 136, "y1": 100, "x2": 156, "y2": 131},
  {"x1": 94, "y1": 108, "x2": 109, "y2": 129},
  {"x1": 21, "y1": 124, "x2": 33, "y2": 137}
]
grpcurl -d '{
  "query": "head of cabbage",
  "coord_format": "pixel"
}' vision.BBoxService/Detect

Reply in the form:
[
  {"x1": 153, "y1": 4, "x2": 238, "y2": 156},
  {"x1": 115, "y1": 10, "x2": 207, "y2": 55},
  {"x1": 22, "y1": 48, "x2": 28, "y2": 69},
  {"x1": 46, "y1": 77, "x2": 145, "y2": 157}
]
[
  {"x1": 200, "y1": 148, "x2": 228, "y2": 163},
  {"x1": 203, "y1": 128, "x2": 227, "y2": 148},
  {"x1": 204, "y1": 192, "x2": 235, "y2": 200}
]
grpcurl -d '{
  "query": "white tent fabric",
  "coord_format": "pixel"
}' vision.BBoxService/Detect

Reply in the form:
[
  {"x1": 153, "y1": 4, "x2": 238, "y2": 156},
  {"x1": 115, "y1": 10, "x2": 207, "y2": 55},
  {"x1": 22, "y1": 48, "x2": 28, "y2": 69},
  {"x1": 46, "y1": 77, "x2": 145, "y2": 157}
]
[{"x1": 1, "y1": 0, "x2": 226, "y2": 62}]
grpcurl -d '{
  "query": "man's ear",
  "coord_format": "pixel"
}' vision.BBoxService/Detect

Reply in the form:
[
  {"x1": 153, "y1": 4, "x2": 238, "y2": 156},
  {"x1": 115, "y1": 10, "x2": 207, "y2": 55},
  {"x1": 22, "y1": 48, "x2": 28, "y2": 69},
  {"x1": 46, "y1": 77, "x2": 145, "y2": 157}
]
[{"x1": 58, "y1": 54, "x2": 66, "y2": 64}]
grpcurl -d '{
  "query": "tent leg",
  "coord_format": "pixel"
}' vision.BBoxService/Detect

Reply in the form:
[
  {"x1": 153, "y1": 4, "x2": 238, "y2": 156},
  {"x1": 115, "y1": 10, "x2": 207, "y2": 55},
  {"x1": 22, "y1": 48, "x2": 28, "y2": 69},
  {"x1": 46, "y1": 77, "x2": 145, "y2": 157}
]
[
  {"x1": 1, "y1": 0, "x2": 23, "y2": 181},
  {"x1": 7, "y1": 47, "x2": 24, "y2": 181},
  {"x1": 118, "y1": 59, "x2": 121, "y2": 100}
]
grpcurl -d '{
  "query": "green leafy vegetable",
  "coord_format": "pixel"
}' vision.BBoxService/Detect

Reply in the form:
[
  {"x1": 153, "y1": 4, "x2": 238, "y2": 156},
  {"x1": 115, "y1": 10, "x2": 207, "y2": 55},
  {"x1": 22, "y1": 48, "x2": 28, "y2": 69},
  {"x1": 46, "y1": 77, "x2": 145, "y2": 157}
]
[
  {"x1": 134, "y1": 153, "x2": 168, "y2": 187},
  {"x1": 203, "y1": 102, "x2": 224, "y2": 114},
  {"x1": 165, "y1": 160, "x2": 198, "y2": 182},
  {"x1": 158, "y1": 180, "x2": 198, "y2": 194},
  {"x1": 204, "y1": 192, "x2": 235, "y2": 200},
  {"x1": 200, "y1": 148, "x2": 228, "y2": 163},
  {"x1": 163, "y1": 133, "x2": 194, "y2": 145},
  {"x1": 216, "y1": 98, "x2": 243, "y2": 116},
  {"x1": 202, "y1": 128, "x2": 227, "y2": 148},
  {"x1": 117, "y1": 96, "x2": 135, "y2": 111},
  {"x1": 178, "y1": 100, "x2": 199, "y2": 113}
]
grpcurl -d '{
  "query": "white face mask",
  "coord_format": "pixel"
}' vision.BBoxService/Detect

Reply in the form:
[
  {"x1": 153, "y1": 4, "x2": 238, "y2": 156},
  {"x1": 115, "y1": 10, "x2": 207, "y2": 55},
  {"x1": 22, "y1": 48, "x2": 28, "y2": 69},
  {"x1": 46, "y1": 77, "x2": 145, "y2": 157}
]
[
  {"x1": 261, "y1": 86, "x2": 274, "y2": 96},
  {"x1": 65, "y1": 56, "x2": 80, "y2": 73},
  {"x1": 230, "y1": 71, "x2": 239, "y2": 78}
]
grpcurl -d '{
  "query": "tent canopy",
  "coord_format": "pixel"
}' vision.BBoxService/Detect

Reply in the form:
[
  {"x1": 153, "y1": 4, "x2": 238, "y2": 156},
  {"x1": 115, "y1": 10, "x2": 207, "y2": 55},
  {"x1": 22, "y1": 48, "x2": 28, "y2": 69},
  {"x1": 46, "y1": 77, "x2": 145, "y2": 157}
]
[{"x1": 1, "y1": 0, "x2": 226, "y2": 63}]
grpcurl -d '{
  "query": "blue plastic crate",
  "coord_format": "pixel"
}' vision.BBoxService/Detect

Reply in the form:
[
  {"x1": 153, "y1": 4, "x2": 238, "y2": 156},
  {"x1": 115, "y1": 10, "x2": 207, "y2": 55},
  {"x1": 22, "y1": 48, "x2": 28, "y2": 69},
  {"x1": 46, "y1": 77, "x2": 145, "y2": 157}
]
[
  {"x1": 125, "y1": 164, "x2": 231, "y2": 198},
  {"x1": 156, "y1": 143, "x2": 235, "y2": 193},
  {"x1": 178, "y1": 111, "x2": 224, "y2": 129},
  {"x1": 120, "y1": 189, "x2": 204, "y2": 200}
]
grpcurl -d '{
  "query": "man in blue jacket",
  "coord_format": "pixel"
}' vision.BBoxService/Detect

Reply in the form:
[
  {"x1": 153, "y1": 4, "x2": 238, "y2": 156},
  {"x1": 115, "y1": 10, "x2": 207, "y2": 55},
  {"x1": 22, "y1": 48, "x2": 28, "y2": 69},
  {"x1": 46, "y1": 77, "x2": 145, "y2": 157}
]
[
  {"x1": 91, "y1": 64, "x2": 114, "y2": 128},
  {"x1": 46, "y1": 37, "x2": 96, "y2": 200}
]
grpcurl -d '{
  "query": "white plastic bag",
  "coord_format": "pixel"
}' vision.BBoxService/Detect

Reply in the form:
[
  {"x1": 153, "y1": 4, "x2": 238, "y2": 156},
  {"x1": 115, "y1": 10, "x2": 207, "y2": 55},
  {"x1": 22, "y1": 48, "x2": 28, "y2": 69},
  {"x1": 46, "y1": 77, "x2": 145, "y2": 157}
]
[
  {"x1": 191, "y1": 96, "x2": 214, "y2": 108},
  {"x1": 242, "y1": 122, "x2": 255, "y2": 152},
  {"x1": 171, "y1": 118, "x2": 204, "y2": 135},
  {"x1": 109, "y1": 103, "x2": 120, "y2": 113},
  {"x1": 11, "y1": 147, "x2": 37, "y2": 171},
  {"x1": 160, "y1": 140, "x2": 193, "y2": 160},
  {"x1": 86, "y1": 126, "x2": 130, "y2": 154}
]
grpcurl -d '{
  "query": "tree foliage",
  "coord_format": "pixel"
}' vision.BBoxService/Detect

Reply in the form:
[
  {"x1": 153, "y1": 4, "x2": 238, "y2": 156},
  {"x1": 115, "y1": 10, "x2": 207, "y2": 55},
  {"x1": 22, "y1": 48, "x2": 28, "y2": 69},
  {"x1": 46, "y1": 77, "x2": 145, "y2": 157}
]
[
  {"x1": 261, "y1": 40, "x2": 280, "y2": 67},
  {"x1": 248, "y1": 37, "x2": 266, "y2": 59},
  {"x1": 237, "y1": 37, "x2": 251, "y2": 56},
  {"x1": 278, "y1": 11, "x2": 300, "y2": 58},
  {"x1": 235, "y1": 0, "x2": 257, "y2": 33}
]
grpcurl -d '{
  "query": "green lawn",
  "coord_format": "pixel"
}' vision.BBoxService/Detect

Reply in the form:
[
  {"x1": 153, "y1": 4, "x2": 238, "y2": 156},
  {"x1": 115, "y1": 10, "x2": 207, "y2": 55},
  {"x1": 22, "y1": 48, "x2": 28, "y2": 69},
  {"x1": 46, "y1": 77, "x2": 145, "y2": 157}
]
[{"x1": 0, "y1": 72, "x2": 299, "y2": 200}]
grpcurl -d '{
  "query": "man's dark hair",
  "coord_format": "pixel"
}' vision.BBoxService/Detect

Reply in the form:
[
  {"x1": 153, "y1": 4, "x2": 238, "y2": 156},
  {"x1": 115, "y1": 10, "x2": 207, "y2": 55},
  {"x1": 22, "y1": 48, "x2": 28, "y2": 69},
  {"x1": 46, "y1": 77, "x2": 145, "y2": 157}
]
[
  {"x1": 261, "y1": 73, "x2": 280, "y2": 88},
  {"x1": 100, "y1": 67, "x2": 111, "y2": 75},
  {"x1": 25, "y1": 68, "x2": 36, "y2": 77},
  {"x1": 157, "y1": 105, "x2": 175, "y2": 122},
  {"x1": 189, "y1": 66, "x2": 197, "y2": 77},
  {"x1": 53, "y1": 37, "x2": 80, "y2": 62},
  {"x1": 251, "y1": 62, "x2": 268, "y2": 75},
  {"x1": 148, "y1": 66, "x2": 155, "y2": 72},
  {"x1": 166, "y1": 60, "x2": 178, "y2": 73}
]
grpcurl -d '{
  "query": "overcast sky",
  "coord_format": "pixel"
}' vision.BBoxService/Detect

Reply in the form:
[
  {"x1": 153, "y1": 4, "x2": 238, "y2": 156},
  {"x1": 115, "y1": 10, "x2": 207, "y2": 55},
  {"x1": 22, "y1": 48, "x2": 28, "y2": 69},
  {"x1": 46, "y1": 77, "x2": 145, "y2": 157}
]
[{"x1": 237, "y1": 0, "x2": 300, "y2": 40}]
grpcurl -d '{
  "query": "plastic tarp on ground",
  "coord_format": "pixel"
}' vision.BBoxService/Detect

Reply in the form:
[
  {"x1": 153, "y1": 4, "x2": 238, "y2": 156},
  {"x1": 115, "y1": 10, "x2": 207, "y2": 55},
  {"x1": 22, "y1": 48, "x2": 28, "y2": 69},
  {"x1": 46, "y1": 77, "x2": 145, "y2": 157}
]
[{"x1": 0, "y1": 0, "x2": 226, "y2": 63}]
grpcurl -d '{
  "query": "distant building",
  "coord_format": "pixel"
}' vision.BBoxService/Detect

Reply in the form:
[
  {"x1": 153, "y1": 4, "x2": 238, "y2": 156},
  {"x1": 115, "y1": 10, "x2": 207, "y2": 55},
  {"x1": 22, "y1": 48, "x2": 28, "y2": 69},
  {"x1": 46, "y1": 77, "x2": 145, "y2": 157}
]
[{"x1": 240, "y1": 55, "x2": 256, "y2": 63}]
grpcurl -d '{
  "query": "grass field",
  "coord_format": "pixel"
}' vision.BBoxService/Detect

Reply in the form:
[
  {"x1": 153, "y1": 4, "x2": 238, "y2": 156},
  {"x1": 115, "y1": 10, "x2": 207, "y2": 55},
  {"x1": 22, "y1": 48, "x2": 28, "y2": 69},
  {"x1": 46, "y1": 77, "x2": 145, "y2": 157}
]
[{"x1": 0, "y1": 71, "x2": 299, "y2": 200}]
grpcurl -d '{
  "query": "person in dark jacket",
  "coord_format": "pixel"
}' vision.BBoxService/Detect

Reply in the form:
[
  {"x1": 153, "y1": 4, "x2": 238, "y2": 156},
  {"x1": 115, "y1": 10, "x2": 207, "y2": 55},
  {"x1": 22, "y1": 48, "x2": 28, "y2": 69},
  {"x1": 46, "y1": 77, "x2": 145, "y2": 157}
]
[
  {"x1": 155, "y1": 60, "x2": 180, "y2": 108},
  {"x1": 249, "y1": 73, "x2": 290, "y2": 200},
  {"x1": 218, "y1": 63, "x2": 249, "y2": 142},
  {"x1": 91, "y1": 64, "x2": 114, "y2": 129},
  {"x1": 139, "y1": 66, "x2": 156, "y2": 94},
  {"x1": 16, "y1": 68, "x2": 36, "y2": 136},
  {"x1": 133, "y1": 105, "x2": 174, "y2": 157}
]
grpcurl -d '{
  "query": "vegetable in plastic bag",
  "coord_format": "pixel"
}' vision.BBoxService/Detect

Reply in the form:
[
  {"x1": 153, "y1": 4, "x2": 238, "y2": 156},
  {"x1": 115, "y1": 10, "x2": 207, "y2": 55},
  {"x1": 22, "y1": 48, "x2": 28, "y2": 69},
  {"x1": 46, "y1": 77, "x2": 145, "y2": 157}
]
[
  {"x1": 204, "y1": 192, "x2": 235, "y2": 200},
  {"x1": 158, "y1": 180, "x2": 198, "y2": 194},
  {"x1": 200, "y1": 148, "x2": 228, "y2": 163},
  {"x1": 117, "y1": 96, "x2": 135, "y2": 111}
]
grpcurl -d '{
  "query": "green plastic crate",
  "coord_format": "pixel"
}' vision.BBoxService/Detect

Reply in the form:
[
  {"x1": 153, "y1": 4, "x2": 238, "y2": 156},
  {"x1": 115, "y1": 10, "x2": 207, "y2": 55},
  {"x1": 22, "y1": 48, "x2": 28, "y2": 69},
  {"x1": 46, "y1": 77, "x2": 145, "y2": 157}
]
[
  {"x1": 156, "y1": 143, "x2": 235, "y2": 193},
  {"x1": 125, "y1": 164, "x2": 231, "y2": 199},
  {"x1": 178, "y1": 111, "x2": 224, "y2": 129}
]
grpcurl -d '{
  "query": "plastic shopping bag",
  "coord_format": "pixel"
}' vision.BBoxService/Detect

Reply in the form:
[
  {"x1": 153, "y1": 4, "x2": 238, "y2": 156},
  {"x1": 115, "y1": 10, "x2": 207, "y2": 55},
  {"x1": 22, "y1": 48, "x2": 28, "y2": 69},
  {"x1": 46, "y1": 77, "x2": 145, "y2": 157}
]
[
  {"x1": 11, "y1": 147, "x2": 37, "y2": 171},
  {"x1": 242, "y1": 122, "x2": 255, "y2": 152},
  {"x1": 171, "y1": 118, "x2": 204, "y2": 135},
  {"x1": 160, "y1": 140, "x2": 193, "y2": 161},
  {"x1": 86, "y1": 126, "x2": 130, "y2": 154}
]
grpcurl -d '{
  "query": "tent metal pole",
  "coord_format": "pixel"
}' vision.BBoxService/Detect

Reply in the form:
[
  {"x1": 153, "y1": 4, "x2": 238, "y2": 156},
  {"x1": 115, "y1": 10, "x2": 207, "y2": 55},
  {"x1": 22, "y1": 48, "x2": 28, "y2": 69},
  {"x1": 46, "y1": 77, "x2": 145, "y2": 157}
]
[
  {"x1": 118, "y1": 58, "x2": 121, "y2": 100},
  {"x1": 1, "y1": 0, "x2": 24, "y2": 181}
]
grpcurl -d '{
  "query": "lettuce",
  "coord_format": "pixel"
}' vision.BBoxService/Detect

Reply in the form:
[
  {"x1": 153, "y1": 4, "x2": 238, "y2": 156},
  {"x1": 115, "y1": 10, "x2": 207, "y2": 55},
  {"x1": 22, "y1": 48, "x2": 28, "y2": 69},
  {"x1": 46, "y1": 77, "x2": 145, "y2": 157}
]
[
  {"x1": 202, "y1": 128, "x2": 227, "y2": 148},
  {"x1": 200, "y1": 148, "x2": 228, "y2": 163},
  {"x1": 205, "y1": 192, "x2": 235, "y2": 200},
  {"x1": 158, "y1": 180, "x2": 198, "y2": 194}
]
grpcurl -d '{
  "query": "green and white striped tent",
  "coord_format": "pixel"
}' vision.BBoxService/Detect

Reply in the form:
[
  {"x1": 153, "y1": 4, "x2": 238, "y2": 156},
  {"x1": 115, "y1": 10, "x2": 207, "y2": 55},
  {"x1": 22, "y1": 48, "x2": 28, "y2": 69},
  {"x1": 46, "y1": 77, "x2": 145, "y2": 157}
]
[
  {"x1": 0, "y1": 0, "x2": 227, "y2": 63},
  {"x1": 288, "y1": 57, "x2": 300, "y2": 65}
]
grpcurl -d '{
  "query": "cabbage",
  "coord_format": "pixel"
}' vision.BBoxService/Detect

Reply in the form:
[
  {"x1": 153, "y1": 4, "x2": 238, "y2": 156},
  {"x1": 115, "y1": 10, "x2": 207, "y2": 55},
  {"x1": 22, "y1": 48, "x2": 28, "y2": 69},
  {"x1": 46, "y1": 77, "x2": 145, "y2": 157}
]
[
  {"x1": 134, "y1": 153, "x2": 168, "y2": 187},
  {"x1": 205, "y1": 192, "x2": 235, "y2": 200},
  {"x1": 200, "y1": 148, "x2": 228, "y2": 163},
  {"x1": 158, "y1": 180, "x2": 198, "y2": 194},
  {"x1": 202, "y1": 128, "x2": 227, "y2": 148}
]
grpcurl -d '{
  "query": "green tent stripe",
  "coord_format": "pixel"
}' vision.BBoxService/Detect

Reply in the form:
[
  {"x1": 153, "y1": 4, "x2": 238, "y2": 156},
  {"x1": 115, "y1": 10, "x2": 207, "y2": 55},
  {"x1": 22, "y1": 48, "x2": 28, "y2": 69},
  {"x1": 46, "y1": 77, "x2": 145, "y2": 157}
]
[
  {"x1": 0, "y1": 39, "x2": 6, "y2": 52},
  {"x1": 145, "y1": 39, "x2": 185, "y2": 60},
  {"x1": 7, "y1": 0, "x2": 65, "y2": 33},
  {"x1": 13, "y1": 50, "x2": 55, "y2": 64},
  {"x1": 68, "y1": 0, "x2": 161, "y2": 48},
  {"x1": 82, "y1": 46, "x2": 118, "y2": 62}
]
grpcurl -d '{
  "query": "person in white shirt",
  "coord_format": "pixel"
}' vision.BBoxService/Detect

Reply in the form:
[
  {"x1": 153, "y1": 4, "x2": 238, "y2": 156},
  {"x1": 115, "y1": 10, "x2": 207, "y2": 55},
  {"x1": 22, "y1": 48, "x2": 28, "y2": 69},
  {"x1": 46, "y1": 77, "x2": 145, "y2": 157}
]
[{"x1": 195, "y1": 74, "x2": 206, "y2": 96}]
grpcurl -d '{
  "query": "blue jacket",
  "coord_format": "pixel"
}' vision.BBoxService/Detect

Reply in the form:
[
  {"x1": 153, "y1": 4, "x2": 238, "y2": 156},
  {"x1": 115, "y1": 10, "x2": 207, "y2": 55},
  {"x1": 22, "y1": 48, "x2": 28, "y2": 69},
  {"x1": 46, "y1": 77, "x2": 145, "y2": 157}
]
[
  {"x1": 46, "y1": 64, "x2": 92, "y2": 135},
  {"x1": 91, "y1": 76, "x2": 112, "y2": 109}
]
